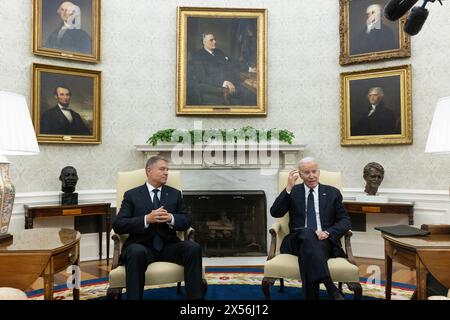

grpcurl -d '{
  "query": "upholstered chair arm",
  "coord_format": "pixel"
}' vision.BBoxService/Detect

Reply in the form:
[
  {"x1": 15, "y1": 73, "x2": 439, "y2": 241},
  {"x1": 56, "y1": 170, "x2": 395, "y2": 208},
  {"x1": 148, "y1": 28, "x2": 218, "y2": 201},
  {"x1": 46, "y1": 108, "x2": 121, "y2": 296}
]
[
  {"x1": 177, "y1": 228, "x2": 195, "y2": 241},
  {"x1": 177, "y1": 227, "x2": 195, "y2": 241},
  {"x1": 344, "y1": 230, "x2": 357, "y2": 265},
  {"x1": 267, "y1": 222, "x2": 282, "y2": 261},
  {"x1": 111, "y1": 233, "x2": 123, "y2": 269},
  {"x1": 186, "y1": 227, "x2": 195, "y2": 241}
]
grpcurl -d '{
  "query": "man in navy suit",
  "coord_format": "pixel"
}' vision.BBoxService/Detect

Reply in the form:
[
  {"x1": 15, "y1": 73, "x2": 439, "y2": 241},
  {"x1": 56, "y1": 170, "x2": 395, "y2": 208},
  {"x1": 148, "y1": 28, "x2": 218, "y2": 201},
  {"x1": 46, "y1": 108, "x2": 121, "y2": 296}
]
[
  {"x1": 270, "y1": 157, "x2": 351, "y2": 300},
  {"x1": 40, "y1": 86, "x2": 91, "y2": 136},
  {"x1": 113, "y1": 156, "x2": 204, "y2": 300}
]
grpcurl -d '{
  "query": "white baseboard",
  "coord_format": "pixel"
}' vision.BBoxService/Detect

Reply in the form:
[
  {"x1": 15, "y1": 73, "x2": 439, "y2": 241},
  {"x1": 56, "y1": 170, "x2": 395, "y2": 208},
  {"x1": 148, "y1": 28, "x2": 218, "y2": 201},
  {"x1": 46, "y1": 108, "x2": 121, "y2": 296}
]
[{"x1": 80, "y1": 233, "x2": 113, "y2": 262}]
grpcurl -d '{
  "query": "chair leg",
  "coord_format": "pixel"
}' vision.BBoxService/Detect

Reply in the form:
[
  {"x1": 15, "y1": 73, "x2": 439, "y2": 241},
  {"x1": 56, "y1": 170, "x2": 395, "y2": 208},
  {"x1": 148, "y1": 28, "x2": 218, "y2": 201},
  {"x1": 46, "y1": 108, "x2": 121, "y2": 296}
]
[
  {"x1": 177, "y1": 282, "x2": 182, "y2": 294},
  {"x1": 338, "y1": 282, "x2": 343, "y2": 294},
  {"x1": 262, "y1": 277, "x2": 276, "y2": 300},
  {"x1": 106, "y1": 287, "x2": 123, "y2": 300},
  {"x1": 202, "y1": 279, "x2": 208, "y2": 298},
  {"x1": 346, "y1": 282, "x2": 362, "y2": 300},
  {"x1": 279, "y1": 278, "x2": 285, "y2": 293}
]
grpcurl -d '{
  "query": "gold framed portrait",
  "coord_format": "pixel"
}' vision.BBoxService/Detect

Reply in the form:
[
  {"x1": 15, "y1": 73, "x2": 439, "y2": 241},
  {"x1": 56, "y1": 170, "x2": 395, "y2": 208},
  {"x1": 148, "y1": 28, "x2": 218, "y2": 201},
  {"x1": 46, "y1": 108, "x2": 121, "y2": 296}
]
[
  {"x1": 176, "y1": 7, "x2": 267, "y2": 116},
  {"x1": 32, "y1": 63, "x2": 102, "y2": 144},
  {"x1": 340, "y1": 65, "x2": 412, "y2": 146},
  {"x1": 339, "y1": 0, "x2": 411, "y2": 65},
  {"x1": 33, "y1": 0, "x2": 101, "y2": 63}
]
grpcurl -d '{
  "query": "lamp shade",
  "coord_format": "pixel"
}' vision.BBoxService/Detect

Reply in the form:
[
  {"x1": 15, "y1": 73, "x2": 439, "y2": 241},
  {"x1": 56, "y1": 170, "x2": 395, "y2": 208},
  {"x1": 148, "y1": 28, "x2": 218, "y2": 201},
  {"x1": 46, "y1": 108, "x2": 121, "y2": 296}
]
[
  {"x1": 425, "y1": 96, "x2": 450, "y2": 154},
  {"x1": 0, "y1": 91, "x2": 39, "y2": 156}
]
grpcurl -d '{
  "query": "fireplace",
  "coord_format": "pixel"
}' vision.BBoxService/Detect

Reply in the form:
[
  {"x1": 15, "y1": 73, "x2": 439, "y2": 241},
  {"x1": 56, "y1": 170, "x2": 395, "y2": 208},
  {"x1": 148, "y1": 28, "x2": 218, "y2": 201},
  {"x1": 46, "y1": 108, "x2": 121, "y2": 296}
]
[
  {"x1": 183, "y1": 191, "x2": 267, "y2": 257},
  {"x1": 136, "y1": 143, "x2": 306, "y2": 260}
]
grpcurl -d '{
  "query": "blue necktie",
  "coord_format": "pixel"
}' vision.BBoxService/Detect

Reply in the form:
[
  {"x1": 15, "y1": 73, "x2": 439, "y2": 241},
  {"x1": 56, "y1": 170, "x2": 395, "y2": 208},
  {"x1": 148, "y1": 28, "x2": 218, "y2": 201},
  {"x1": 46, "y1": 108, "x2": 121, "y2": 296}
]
[
  {"x1": 307, "y1": 189, "x2": 317, "y2": 230},
  {"x1": 152, "y1": 189, "x2": 163, "y2": 251}
]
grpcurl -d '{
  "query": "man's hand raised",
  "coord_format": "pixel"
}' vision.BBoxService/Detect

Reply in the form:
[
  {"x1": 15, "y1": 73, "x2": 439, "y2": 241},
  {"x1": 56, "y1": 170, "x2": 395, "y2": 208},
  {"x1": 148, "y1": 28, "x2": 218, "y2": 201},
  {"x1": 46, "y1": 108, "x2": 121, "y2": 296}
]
[{"x1": 286, "y1": 169, "x2": 300, "y2": 193}]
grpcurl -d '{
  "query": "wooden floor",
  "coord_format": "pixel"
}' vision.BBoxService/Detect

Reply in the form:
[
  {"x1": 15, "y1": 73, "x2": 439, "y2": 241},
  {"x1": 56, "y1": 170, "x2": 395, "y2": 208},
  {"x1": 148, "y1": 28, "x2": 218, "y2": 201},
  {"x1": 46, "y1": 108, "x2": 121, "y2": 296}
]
[{"x1": 27, "y1": 256, "x2": 416, "y2": 291}]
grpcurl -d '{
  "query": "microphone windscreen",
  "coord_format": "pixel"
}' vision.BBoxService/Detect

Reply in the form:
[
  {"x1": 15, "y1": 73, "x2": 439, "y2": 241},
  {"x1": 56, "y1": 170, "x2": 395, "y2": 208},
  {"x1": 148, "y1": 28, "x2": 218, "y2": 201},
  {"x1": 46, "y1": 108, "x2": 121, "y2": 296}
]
[
  {"x1": 404, "y1": 6, "x2": 429, "y2": 35},
  {"x1": 384, "y1": 0, "x2": 419, "y2": 21}
]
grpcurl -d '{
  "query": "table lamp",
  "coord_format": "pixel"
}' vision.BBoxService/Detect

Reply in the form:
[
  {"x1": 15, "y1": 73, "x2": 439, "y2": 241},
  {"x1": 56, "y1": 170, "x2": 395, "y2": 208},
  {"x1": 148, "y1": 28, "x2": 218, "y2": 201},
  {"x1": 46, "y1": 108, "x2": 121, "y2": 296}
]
[
  {"x1": 0, "y1": 91, "x2": 40, "y2": 243},
  {"x1": 425, "y1": 96, "x2": 450, "y2": 195}
]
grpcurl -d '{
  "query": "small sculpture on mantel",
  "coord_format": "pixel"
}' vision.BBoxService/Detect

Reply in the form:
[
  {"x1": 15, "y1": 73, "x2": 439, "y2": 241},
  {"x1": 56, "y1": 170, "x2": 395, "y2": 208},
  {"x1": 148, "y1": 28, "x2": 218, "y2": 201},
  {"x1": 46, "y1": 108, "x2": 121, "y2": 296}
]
[{"x1": 59, "y1": 166, "x2": 79, "y2": 205}]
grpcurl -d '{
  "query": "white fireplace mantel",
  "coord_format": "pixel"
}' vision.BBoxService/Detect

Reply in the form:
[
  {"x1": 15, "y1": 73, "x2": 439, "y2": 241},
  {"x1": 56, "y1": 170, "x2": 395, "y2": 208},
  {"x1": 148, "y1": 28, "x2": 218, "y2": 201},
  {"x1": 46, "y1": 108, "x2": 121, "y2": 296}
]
[{"x1": 135, "y1": 143, "x2": 306, "y2": 169}]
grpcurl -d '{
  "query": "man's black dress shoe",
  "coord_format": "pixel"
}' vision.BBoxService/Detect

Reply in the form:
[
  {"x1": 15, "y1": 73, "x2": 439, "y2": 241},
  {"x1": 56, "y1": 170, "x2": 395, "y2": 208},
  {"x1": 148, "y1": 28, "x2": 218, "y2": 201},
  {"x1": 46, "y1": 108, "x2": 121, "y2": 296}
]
[{"x1": 328, "y1": 290, "x2": 345, "y2": 300}]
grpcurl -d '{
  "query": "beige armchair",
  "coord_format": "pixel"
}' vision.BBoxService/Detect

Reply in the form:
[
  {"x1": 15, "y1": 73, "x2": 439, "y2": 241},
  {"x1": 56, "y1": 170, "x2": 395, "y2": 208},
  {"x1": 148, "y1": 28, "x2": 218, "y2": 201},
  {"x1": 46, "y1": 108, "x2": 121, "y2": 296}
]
[
  {"x1": 262, "y1": 170, "x2": 362, "y2": 299},
  {"x1": 107, "y1": 169, "x2": 206, "y2": 299}
]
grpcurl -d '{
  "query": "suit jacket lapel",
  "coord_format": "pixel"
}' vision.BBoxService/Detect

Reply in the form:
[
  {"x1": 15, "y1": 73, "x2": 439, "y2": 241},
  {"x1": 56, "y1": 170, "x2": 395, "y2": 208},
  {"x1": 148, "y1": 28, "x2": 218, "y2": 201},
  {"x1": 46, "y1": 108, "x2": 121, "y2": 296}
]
[
  {"x1": 298, "y1": 184, "x2": 306, "y2": 226},
  {"x1": 160, "y1": 185, "x2": 169, "y2": 207},
  {"x1": 139, "y1": 183, "x2": 154, "y2": 213},
  {"x1": 319, "y1": 184, "x2": 327, "y2": 220}
]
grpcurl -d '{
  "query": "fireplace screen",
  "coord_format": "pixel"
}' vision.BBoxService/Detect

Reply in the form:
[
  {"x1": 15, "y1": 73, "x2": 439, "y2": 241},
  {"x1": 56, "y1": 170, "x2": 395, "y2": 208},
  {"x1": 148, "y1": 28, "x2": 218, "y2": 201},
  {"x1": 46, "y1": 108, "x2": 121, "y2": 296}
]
[{"x1": 183, "y1": 191, "x2": 267, "y2": 257}]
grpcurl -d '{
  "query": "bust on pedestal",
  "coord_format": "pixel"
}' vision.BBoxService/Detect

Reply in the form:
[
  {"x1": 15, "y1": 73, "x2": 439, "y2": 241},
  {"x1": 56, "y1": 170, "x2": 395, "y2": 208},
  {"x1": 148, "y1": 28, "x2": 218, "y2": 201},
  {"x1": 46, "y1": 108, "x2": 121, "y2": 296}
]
[
  {"x1": 59, "y1": 166, "x2": 78, "y2": 205},
  {"x1": 356, "y1": 162, "x2": 389, "y2": 203}
]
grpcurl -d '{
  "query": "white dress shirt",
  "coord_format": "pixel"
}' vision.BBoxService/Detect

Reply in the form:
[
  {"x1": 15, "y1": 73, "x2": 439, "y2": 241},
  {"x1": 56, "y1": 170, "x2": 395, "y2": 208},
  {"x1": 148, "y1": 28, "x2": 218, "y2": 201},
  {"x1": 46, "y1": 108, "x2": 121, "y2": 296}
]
[
  {"x1": 304, "y1": 185, "x2": 322, "y2": 231},
  {"x1": 368, "y1": 104, "x2": 377, "y2": 117},
  {"x1": 285, "y1": 185, "x2": 323, "y2": 231},
  {"x1": 144, "y1": 182, "x2": 174, "y2": 228},
  {"x1": 58, "y1": 104, "x2": 73, "y2": 122}
]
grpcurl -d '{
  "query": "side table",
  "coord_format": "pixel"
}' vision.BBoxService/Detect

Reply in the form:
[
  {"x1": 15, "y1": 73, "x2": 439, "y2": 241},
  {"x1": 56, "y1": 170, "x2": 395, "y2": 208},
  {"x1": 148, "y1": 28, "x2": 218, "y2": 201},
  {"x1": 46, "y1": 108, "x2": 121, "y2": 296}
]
[
  {"x1": 24, "y1": 203, "x2": 111, "y2": 265},
  {"x1": 0, "y1": 228, "x2": 81, "y2": 300}
]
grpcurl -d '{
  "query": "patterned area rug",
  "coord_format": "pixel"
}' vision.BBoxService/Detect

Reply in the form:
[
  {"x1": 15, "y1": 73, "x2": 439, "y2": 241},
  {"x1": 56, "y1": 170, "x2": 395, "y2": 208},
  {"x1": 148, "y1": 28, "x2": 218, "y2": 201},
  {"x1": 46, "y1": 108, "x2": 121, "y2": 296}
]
[{"x1": 26, "y1": 267, "x2": 415, "y2": 300}]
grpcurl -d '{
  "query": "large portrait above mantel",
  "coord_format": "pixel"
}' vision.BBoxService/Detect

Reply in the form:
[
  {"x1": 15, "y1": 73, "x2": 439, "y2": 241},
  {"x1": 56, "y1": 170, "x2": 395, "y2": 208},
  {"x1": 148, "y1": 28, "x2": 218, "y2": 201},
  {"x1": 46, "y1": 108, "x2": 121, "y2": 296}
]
[
  {"x1": 339, "y1": 0, "x2": 410, "y2": 65},
  {"x1": 176, "y1": 7, "x2": 267, "y2": 116}
]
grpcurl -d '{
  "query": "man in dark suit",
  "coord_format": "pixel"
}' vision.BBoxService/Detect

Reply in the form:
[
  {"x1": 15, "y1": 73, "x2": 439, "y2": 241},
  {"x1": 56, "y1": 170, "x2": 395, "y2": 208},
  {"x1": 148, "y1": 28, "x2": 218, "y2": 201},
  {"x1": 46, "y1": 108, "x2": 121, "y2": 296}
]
[
  {"x1": 40, "y1": 86, "x2": 91, "y2": 136},
  {"x1": 188, "y1": 32, "x2": 256, "y2": 106},
  {"x1": 351, "y1": 87, "x2": 400, "y2": 136},
  {"x1": 350, "y1": 3, "x2": 397, "y2": 55},
  {"x1": 113, "y1": 156, "x2": 204, "y2": 300},
  {"x1": 270, "y1": 157, "x2": 351, "y2": 300}
]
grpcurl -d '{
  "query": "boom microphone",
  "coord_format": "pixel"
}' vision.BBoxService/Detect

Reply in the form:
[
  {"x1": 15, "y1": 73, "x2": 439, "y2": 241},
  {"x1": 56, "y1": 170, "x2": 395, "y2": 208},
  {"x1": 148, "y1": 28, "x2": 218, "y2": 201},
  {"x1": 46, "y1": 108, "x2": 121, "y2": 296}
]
[
  {"x1": 384, "y1": 0, "x2": 419, "y2": 21},
  {"x1": 404, "y1": 6, "x2": 429, "y2": 35}
]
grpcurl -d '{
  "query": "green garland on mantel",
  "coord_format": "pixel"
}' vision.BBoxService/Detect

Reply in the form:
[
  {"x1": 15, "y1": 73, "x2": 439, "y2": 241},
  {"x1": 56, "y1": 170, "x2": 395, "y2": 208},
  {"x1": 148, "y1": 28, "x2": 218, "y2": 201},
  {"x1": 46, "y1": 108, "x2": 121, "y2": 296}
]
[{"x1": 147, "y1": 126, "x2": 295, "y2": 146}]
